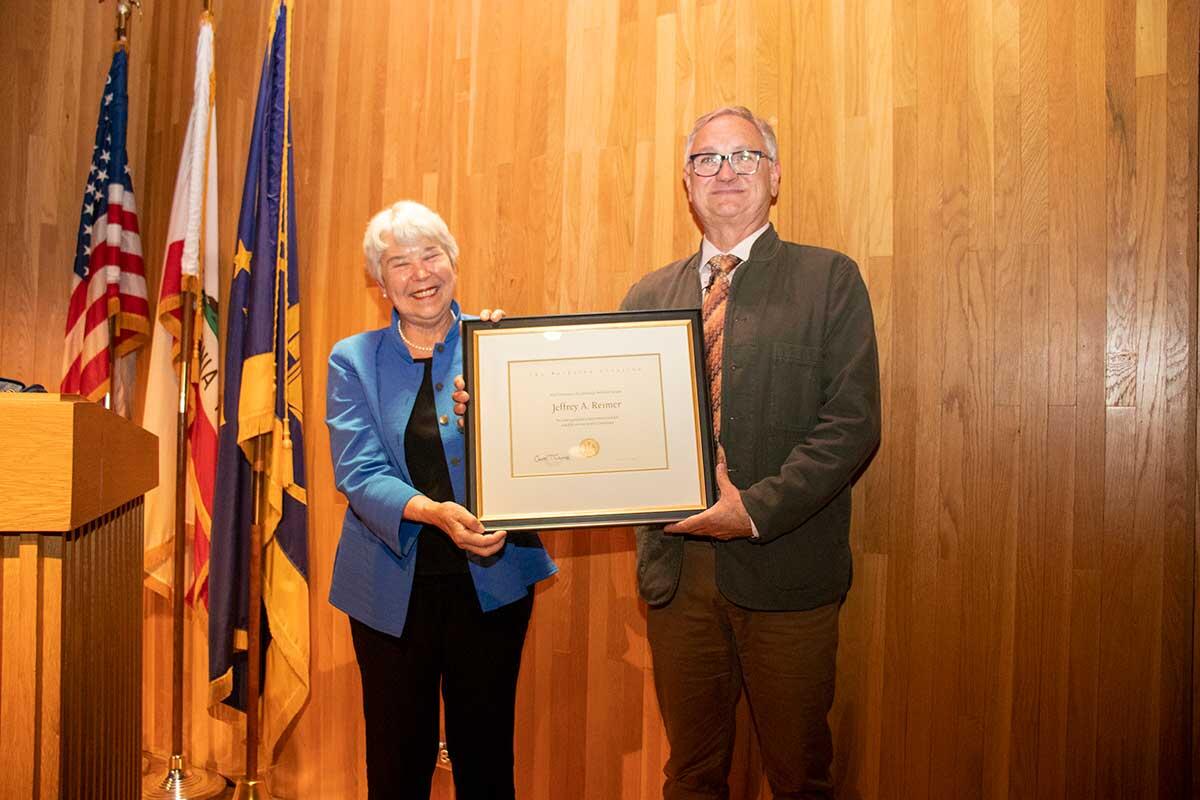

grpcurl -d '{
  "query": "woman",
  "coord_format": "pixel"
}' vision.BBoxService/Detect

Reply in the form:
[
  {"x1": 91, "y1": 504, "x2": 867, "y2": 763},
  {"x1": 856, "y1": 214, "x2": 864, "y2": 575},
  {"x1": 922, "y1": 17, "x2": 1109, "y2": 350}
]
[{"x1": 326, "y1": 200, "x2": 556, "y2": 798}]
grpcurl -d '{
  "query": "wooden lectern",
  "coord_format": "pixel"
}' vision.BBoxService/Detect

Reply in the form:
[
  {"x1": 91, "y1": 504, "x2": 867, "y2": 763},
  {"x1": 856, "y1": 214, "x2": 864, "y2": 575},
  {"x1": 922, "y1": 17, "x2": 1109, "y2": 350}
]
[{"x1": 0, "y1": 394, "x2": 156, "y2": 799}]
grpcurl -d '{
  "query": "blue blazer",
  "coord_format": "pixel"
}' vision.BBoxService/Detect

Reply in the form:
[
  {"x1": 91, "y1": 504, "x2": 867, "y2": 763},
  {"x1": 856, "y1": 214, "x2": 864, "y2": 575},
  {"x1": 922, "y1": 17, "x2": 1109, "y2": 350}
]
[{"x1": 326, "y1": 302, "x2": 557, "y2": 637}]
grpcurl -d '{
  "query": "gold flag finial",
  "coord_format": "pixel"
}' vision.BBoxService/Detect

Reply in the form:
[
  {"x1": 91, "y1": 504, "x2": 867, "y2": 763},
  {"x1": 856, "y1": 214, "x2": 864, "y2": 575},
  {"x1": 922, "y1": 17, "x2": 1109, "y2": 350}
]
[{"x1": 113, "y1": 0, "x2": 142, "y2": 46}]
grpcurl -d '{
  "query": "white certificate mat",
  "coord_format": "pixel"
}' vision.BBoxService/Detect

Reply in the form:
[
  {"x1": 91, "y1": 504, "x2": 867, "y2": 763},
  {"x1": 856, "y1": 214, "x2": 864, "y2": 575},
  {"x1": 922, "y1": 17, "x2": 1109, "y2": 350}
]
[{"x1": 465, "y1": 311, "x2": 716, "y2": 530}]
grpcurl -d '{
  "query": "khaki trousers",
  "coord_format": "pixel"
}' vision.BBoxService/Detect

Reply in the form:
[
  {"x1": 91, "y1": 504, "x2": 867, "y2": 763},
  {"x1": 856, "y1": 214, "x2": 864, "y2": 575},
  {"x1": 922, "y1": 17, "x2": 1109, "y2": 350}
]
[{"x1": 647, "y1": 540, "x2": 841, "y2": 800}]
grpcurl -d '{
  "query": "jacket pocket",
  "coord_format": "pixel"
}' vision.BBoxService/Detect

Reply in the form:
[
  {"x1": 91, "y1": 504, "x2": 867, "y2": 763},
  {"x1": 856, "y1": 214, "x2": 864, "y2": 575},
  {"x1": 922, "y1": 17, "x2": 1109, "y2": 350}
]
[{"x1": 766, "y1": 342, "x2": 822, "y2": 433}]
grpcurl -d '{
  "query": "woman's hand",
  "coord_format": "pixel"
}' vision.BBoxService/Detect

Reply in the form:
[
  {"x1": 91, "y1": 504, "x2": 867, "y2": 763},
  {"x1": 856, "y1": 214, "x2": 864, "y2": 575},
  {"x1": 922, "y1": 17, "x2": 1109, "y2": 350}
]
[
  {"x1": 404, "y1": 495, "x2": 507, "y2": 557},
  {"x1": 452, "y1": 375, "x2": 471, "y2": 429},
  {"x1": 452, "y1": 309, "x2": 502, "y2": 429}
]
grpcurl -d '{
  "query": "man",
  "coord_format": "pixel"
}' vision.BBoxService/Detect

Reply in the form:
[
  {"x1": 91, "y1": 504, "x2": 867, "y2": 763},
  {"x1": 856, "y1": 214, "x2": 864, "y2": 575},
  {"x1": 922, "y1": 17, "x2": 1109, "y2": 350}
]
[{"x1": 619, "y1": 106, "x2": 880, "y2": 798}]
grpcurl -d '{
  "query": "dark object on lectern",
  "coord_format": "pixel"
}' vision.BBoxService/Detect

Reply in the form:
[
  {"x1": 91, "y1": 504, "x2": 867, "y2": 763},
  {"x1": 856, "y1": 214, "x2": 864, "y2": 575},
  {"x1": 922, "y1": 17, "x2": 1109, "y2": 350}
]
[{"x1": 0, "y1": 376, "x2": 47, "y2": 392}]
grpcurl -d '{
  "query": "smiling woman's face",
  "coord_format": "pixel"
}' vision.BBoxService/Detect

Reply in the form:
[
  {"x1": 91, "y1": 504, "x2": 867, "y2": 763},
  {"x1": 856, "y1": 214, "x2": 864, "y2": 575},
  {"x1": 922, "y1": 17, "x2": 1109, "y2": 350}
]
[{"x1": 378, "y1": 233, "x2": 457, "y2": 328}]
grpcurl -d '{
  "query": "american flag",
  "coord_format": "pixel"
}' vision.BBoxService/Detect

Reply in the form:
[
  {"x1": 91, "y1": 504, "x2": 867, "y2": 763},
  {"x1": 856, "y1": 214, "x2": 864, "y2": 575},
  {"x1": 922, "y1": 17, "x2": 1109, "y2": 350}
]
[{"x1": 61, "y1": 45, "x2": 149, "y2": 402}]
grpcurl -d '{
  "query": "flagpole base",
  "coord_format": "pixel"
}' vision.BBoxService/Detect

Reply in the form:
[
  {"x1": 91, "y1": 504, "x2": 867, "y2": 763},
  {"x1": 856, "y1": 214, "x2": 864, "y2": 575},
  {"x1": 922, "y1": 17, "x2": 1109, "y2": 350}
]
[
  {"x1": 231, "y1": 779, "x2": 273, "y2": 800},
  {"x1": 141, "y1": 754, "x2": 227, "y2": 799}
]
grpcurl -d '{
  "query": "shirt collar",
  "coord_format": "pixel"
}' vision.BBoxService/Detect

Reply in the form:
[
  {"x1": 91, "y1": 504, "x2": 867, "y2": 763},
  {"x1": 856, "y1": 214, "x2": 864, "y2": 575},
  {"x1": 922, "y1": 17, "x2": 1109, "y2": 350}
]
[{"x1": 698, "y1": 222, "x2": 770, "y2": 285}]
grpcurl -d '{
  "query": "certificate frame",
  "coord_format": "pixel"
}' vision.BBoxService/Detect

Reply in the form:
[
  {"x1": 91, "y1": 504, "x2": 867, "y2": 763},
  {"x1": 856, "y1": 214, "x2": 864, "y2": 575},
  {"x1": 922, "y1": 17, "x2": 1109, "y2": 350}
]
[{"x1": 462, "y1": 309, "x2": 717, "y2": 530}]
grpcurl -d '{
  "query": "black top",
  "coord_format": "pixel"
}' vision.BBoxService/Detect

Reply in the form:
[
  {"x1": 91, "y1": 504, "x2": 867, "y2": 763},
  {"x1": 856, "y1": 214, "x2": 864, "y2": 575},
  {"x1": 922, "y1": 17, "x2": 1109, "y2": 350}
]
[{"x1": 405, "y1": 358, "x2": 469, "y2": 575}]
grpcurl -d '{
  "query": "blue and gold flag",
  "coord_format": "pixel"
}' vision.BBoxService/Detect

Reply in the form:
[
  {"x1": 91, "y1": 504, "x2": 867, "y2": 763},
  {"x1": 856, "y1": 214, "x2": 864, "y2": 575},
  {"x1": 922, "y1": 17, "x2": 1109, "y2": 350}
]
[{"x1": 208, "y1": 0, "x2": 309, "y2": 759}]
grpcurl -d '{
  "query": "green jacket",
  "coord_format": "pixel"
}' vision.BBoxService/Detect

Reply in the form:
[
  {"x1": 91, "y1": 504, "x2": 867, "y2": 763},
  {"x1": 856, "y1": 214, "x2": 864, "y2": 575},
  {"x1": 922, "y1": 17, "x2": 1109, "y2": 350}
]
[{"x1": 620, "y1": 225, "x2": 881, "y2": 611}]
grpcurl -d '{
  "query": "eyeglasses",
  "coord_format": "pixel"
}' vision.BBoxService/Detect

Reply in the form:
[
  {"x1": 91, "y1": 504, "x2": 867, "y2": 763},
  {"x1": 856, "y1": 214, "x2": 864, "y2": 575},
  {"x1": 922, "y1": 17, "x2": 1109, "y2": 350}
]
[{"x1": 687, "y1": 150, "x2": 772, "y2": 177}]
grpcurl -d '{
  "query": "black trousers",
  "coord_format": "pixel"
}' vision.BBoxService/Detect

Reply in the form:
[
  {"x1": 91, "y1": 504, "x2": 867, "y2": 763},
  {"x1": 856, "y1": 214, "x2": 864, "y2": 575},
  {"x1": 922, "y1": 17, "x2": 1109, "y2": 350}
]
[{"x1": 350, "y1": 573, "x2": 534, "y2": 800}]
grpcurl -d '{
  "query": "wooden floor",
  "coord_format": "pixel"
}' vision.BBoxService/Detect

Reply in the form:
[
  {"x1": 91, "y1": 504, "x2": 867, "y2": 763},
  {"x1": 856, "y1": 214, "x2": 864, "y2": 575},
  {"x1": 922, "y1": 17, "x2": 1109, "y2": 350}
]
[{"x1": 142, "y1": 752, "x2": 457, "y2": 799}]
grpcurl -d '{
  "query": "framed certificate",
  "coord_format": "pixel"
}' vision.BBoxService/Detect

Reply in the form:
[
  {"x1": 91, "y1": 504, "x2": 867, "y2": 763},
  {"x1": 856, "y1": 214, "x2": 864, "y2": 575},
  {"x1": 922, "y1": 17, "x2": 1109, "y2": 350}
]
[{"x1": 461, "y1": 309, "x2": 717, "y2": 530}]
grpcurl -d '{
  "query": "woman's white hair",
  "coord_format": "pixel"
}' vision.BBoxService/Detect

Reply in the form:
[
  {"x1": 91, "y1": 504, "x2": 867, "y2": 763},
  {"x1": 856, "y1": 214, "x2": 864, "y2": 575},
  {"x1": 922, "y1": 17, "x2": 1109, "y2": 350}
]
[
  {"x1": 362, "y1": 200, "x2": 460, "y2": 283},
  {"x1": 682, "y1": 106, "x2": 779, "y2": 168}
]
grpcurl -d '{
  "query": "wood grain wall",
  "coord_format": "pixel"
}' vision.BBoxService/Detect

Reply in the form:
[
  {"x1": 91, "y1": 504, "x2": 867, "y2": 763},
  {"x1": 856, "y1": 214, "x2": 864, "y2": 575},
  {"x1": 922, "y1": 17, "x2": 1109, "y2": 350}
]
[{"x1": 0, "y1": 0, "x2": 1196, "y2": 797}]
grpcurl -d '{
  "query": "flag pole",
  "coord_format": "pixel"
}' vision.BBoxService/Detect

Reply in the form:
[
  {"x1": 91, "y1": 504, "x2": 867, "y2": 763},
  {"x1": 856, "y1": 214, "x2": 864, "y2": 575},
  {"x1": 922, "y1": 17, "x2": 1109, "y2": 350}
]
[
  {"x1": 104, "y1": 1, "x2": 131, "y2": 413},
  {"x1": 139, "y1": 2, "x2": 226, "y2": 795},
  {"x1": 172, "y1": 290, "x2": 195, "y2": 754},
  {"x1": 141, "y1": 292, "x2": 223, "y2": 800},
  {"x1": 105, "y1": 317, "x2": 117, "y2": 411},
  {"x1": 237, "y1": 4, "x2": 285, "y2": 794},
  {"x1": 219, "y1": 6, "x2": 307, "y2": 796},
  {"x1": 143, "y1": 296, "x2": 226, "y2": 799},
  {"x1": 114, "y1": 1, "x2": 130, "y2": 43},
  {"x1": 107, "y1": 0, "x2": 143, "y2": 415},
  {"x1": 232, "y1": 434, "x2": 272, "y2": 800}
]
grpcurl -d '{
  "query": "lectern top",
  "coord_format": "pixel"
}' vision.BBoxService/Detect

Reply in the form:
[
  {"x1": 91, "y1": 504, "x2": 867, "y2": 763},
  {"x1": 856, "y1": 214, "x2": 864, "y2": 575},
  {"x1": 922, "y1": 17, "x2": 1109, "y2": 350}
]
[{"x1": 0, "y1": 394, "x2": 157, "y2": 531}]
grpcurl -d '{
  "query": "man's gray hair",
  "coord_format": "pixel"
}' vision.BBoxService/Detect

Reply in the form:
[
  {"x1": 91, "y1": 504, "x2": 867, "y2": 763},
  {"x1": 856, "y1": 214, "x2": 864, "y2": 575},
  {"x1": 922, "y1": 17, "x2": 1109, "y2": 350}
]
[
  {"x1": 362, "y1": 200, "x2": 460, "y2": 283},
  {"x1": 683, "y1": 106, "x2": 779, "y2": 168}
]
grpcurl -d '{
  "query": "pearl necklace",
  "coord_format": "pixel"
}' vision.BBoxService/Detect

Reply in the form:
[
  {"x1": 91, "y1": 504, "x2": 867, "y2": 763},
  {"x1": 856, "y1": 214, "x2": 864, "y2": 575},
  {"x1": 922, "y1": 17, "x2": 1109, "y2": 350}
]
[{"x1": 397, "y1": 310, "x2": 456, "y2": 353}]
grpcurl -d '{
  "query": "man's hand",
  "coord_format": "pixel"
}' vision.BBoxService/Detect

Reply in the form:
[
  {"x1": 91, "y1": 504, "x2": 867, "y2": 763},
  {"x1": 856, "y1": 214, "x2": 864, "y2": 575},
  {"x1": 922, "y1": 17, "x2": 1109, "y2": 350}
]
[
  {"x1": 453, "y1": 308, "x2": 505, "y2": 429},
  {"x1": 405, "y1": 496, "x2": 507, "y2": 557},
  {"x1": 663, "y1": 462, "x2": 754, "y2": 540}
]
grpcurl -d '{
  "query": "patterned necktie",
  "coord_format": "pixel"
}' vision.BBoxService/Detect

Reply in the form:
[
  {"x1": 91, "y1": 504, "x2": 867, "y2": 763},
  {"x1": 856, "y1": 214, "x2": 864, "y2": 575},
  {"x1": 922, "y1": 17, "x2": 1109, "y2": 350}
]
[{"x1": 702, "y1": 254, "x2": 741, "y2": 441}]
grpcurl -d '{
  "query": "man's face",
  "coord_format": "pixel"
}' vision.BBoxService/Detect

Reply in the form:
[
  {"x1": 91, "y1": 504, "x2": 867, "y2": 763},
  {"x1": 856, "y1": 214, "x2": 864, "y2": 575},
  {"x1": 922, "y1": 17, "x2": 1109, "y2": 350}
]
[{"x1": 683, "y1": 114, "x2": 781, "y2": 233}]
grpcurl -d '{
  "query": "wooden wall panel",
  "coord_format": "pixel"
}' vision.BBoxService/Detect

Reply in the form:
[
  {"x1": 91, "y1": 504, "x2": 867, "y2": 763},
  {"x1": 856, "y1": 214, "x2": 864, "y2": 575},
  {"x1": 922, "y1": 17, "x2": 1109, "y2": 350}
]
[{"x1": 0, "y1": 0, "x2": 1196, "y2": 797}]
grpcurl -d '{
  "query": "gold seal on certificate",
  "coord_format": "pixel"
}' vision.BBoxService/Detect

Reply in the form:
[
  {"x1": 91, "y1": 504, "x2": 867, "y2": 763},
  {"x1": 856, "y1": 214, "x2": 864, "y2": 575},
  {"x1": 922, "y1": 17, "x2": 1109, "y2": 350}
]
[{"x1": 462, "y1": 310, "x2": 718, "y2": 531}]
